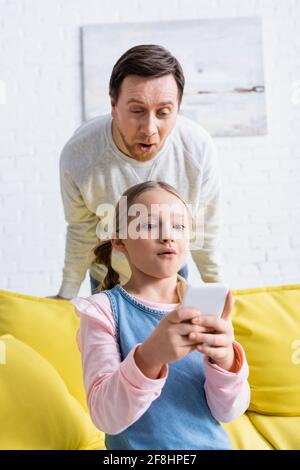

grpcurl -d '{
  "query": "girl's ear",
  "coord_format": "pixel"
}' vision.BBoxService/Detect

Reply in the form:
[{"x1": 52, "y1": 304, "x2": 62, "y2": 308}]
[{"x1": 111, "y1": 238, "x2": 126, "y2": 253}]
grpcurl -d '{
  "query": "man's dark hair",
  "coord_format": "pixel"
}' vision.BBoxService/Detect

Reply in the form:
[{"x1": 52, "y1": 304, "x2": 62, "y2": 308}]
[{"x1": 109, "y1": 44, "x2": 185, "y2": 109}]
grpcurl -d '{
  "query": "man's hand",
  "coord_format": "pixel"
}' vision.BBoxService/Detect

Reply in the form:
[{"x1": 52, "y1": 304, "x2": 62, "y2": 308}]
[{"x1": 45, "y1": 295, "x2": 70, "y2": 301}]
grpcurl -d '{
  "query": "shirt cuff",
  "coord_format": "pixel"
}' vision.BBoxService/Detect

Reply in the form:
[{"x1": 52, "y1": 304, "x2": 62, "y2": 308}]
[
  {"x1": 120, "y1": 344, "x2": 168, "y2": 391},
  {"x1": 204, "y1": 341, "x2": 248, "y2": 382},
  {"x1": 229, "y1": 341, "x2": 245, "y2": 372},
  {"x1": 58, "y1": 280, "x2": 82, "y2": 299}
]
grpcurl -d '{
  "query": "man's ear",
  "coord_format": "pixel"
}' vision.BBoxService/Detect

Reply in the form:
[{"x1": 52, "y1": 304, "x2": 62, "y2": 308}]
[
  {"x1": 110, "y1": 98, "x2": 117, "y2": 118},
  {"x1": 111, "y1": 238, "x2": 126, "y2": 253}
]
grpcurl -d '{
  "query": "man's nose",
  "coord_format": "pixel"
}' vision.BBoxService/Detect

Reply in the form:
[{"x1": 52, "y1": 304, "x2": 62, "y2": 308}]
[{"x1": 139, "y1": 114, "x2": 158, "y2": 136}]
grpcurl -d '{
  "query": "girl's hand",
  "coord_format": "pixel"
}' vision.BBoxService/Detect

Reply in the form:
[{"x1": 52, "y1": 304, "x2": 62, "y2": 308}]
[
  {"x1": 134, "y1": 306, "x2": 209, "y2": 379},
  {"x1": 188, "y1": 291, "x2": 236, "y2": 371}
]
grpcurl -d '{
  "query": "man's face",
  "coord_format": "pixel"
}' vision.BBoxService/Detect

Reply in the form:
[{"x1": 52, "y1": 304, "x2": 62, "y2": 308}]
[{"x1": 111, "y1": 74, "x2": 179, "y2": 162}]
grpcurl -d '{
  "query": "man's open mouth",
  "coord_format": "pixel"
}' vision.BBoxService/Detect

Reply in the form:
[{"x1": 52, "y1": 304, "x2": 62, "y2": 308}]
[{"x1": 138, "y1": 143, "x2": 155, "y2": 153}]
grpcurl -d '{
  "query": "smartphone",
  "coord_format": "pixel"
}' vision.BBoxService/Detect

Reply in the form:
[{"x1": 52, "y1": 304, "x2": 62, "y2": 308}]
[{"x1": 182, "y1": 283, "x2": 229, "y2": 318}]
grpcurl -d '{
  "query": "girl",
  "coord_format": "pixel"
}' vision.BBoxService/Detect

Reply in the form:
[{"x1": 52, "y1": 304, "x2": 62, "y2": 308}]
[{"x1": 71, "y1": 181, "x2": 250, "y2": 450}]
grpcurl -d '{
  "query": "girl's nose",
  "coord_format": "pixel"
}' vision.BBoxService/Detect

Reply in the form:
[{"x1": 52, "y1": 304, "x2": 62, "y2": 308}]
[{"x1": 160, "y1": 231, "x2": 175, "y2": 243}]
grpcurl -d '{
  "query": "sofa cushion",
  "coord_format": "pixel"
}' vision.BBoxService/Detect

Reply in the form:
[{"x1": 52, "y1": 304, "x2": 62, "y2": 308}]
[
  {"x1": 232, "y1": 284, "x2": 300, "y2": 416},
  {"x1": 222, "y1": 414, "x2": 273, "y2": 450},
  {"x1": 0, "y1": 334, "x2": 105, "y2": 450},
  {"x1": 247, "y1": 412, "x2": 300, "y2": 450},
  {"x1": 0, "y1": 289, "x2": 86, "y2": 411}
]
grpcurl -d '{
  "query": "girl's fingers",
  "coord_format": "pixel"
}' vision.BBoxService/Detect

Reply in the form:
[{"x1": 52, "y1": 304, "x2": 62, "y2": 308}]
[
  {"x1": 192, "y1": 315, "x2": 228, "y2": 333},
  {"x1": 177, "y1": 323, "x2": 211, "y2": 336},
  {"x1": 188, "y1": 332, "x2": 229, "y2": 347},
  {"x1": 221, "y1": 291, "x2": 235, "y2": 321},
  {"x1": 168, "y1": 306, "x2": 201, "y2": 324},
  {"x1": 196, "y1": 344, "x2": 228, "y2": 360}
]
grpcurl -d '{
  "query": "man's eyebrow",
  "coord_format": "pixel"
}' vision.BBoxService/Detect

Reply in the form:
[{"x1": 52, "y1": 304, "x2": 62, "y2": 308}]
[{"x1": 126, "y1": 99, "x2": 174, "y2": 106}]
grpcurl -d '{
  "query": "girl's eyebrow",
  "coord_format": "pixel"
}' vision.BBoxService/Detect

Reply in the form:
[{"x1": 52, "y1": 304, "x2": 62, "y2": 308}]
[{"x1": 146, "y1": 213, "x2": 185, "y2": 218}]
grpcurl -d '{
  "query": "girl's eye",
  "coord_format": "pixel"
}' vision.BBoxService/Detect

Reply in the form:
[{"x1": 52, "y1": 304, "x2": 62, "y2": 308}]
[
  {"x1": 140, "y1": 223, "x2": 185, "y2": 231},
  {"x1": 141, "y1": 223, "x2": 157, "y2": 230}
]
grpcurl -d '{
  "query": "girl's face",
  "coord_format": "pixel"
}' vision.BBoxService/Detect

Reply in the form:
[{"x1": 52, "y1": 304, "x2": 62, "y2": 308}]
[{"x1": 113, "y1": 189, "x2": 191, "y2": 279}]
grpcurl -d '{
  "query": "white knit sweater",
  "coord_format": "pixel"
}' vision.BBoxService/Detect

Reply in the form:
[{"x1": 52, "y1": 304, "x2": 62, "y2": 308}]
[{"x1": 58, "y1": 113, "x2": 223, "y2": 298}]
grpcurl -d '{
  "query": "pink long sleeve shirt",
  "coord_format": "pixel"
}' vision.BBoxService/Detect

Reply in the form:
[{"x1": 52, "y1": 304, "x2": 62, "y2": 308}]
[{"x1": 71, "y1": 292, "x2": 250, "y2": 435}]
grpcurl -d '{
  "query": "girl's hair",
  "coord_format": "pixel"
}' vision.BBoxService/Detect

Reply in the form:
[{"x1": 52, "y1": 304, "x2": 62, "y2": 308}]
[
  {"x1": 109, "y1": 44, "x2": 185, "y2": 109},
  {"x1": 93, "y1": 181, "x2": 193, "y2": 295}
]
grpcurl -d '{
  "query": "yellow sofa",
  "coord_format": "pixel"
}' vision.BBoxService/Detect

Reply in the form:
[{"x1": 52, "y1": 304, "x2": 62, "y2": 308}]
[{"x1": 0, "y1": 284, "x2": 299, "y2": 450}]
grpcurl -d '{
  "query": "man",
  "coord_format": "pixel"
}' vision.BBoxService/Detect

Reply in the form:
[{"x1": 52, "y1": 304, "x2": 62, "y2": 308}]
[{"x1": 53, "y1": 44, "x2": 222, "y2": 299}]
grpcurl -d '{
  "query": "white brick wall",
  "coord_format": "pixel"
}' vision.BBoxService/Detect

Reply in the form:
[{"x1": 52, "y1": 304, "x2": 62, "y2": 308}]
[{"x1": 0, "y1": 0, "x2": 299, "y2": 297}]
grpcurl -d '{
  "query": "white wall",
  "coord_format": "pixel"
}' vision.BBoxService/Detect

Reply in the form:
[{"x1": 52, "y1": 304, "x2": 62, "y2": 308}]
[{"x1": 0, "y1": 0, "x2": 299, "y2": 297}]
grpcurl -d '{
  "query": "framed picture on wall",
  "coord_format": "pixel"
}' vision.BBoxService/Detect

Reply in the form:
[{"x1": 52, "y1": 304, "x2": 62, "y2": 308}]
[{"x1": 80, "y1": 17, "x2": 267, "y2": 137}]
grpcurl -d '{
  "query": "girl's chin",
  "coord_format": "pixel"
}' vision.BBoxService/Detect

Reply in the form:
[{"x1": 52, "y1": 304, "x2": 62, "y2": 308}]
[{"x1": 152, "y1": 269, "x2": 180, "y2": 279}]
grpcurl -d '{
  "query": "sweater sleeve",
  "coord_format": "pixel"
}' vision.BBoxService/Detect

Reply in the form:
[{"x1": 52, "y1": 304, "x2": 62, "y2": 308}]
[
  {"x1": 58, "y1": 162, "x2": 99, "y2": 299},
  {"x1": 191, "y1": 133, "x2": 223, "y2": 282},
  {"x1": 71, "y1": 294, "x2": 168, "y2": 435},
  {"x1": 203, "y1": 341, "x2": 251, "y2": 423}
]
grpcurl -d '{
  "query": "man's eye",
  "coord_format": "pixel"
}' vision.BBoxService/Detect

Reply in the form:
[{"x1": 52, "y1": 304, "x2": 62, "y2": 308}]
[
  {"x1": 174, "y1": 224, "x2": 186, "y2": 230},
  {"x1": 158, "y1": 110, "x2": 170, "y2": 116},
  {"x1": 130, "y1": 109, "x2": 170, "y2": 115}
]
